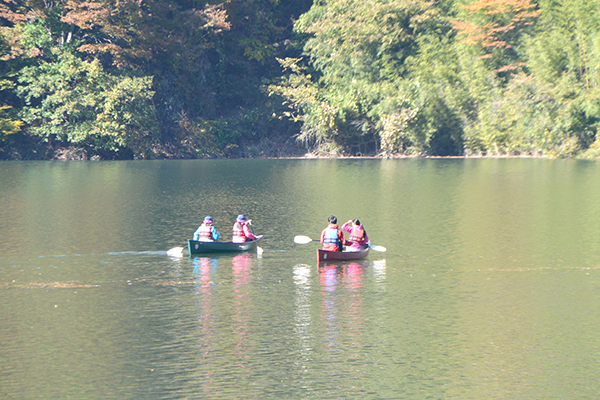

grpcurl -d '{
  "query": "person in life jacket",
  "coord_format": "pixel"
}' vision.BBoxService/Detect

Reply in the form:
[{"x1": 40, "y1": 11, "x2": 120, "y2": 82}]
[
  {"x1": 320, "y1": 215, "x2": 347, "y2": 252},
  {"x1": 193, "y1": 216, "x2": 220, "y2": 242},
  {"x1": 341, "y1": 219, "x2": 370, "y2": 251},
  {"x1": 232, "y1": 214, "x2": 257, "y2": 243}
]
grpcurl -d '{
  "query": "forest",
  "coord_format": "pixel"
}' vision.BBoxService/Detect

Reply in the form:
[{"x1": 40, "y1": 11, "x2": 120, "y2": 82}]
[{"x1": 1, "y1": 0, "x2": 600, "y2": 160}]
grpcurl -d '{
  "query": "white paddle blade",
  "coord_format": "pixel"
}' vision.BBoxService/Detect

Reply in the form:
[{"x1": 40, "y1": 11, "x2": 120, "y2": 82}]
[
  {"x1": 294, "y1": 235, "x2": 313, "y2": 244},
  {"x1": 257, "y1": 246, "x2": 263, "y2": 258},
  {"x1": 167, "y1": 246, "x2": 185, "y2": 257},
  {"x1": 369, "y1": 245, "x2": 387, "y2": 253}
]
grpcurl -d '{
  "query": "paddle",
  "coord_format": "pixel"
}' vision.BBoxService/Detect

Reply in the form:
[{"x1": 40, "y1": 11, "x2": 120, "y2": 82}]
[
  {"x1": 293, "y1": 235, "x2": 319, "y2": 244},
  {"x1": 248, "y1": 220, "x2": 264, "y2": 258},
  {"x1": 167, "y1": 246, "x2": 186, "y2": 257},
  {"x1": 367, "y1": 244, "x2": 387, "y2": 252},
  {"x1": 293, "y1": 235, "x2": 387, "y2": 252}
]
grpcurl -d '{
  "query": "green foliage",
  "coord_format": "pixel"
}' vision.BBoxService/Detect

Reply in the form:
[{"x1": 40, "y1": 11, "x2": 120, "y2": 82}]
[
  {"x1": 19, "y1": 22, "x2": 53, "y2": 53},
  {"x1": 0, "y1": 105, "x2": 23, "y2": 139},
  {"x1": 443, "y1": 0, "x2": 600, "y2": 157},
  {"x1": 5, "y1": 0, "x2": 600, "y2": 159},
  {"x1": 271, "y1": 0, "x2": 600, "y2": 158},
  {"x1": 272, "y1": 0, "x2": 453, "y2": 155},
  {"x1": 269, "y1": 57, "x2": 343, "y2": 155},
  {"x1": 16, "y1": 48, "x2": 157, "y2": 158},
  {"x1": 484, "y1": 0, "x2": 600, "y2": 156},
  {"x1": 0, "y1": 0, "x2": 314, "y2": 159}
]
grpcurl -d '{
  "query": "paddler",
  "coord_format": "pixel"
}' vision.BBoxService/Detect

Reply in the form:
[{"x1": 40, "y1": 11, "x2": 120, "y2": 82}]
[
  {"x1": 320, "y1": 215, "x2": 347, "y2": 252},
  {"x1": 342, "y1": 219, "x2": 369, "y2": 251},
  {"x1": 232, "y1": 214, "x2": 257, "y2": 243},
  {"x1": 193, "y1": 216, "x2": 220, "y2": 242}
]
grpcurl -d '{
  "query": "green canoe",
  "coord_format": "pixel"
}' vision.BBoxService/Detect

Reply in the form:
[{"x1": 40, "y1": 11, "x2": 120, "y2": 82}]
[{"x1": 187, "y1": 235, "x2": 262, "y2": 255}]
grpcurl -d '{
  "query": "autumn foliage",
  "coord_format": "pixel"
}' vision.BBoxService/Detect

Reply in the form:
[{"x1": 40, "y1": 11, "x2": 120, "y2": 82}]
[
  {"x1": 2, "y1": 0, "x2": 600, "y2": 159},
  {"x1": 451, "y1": 0, "x2": 540, "y2": 54}
]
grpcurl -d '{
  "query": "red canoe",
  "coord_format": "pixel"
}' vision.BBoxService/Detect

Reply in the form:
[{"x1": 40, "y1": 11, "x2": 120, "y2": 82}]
[{"x1": 317, "y1": 246, "x2": 369, "y2": 262}]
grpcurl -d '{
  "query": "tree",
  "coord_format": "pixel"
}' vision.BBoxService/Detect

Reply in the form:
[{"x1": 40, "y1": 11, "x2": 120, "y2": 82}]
[
  {"x1": 272, "y1": 0, "x2": 450, "y2": 155},
  {"x1": 449, "y1": 0, "x2": 543, "y2": 155},
  {"x1": 269, "y1": 56, "x2": 343, "y2": 155},
  {"x1": 17, "y1": 48, "x2": 157, "y2": 158},
  {"x1": 451, "y1": 0, "x2": 540, "y2": 73},
  {"x1": 0, "y1": 0, "x2": 316, "y2": 159},
  {"x1": 0, "y1": 105, "x2": 22, "y2": 139}
]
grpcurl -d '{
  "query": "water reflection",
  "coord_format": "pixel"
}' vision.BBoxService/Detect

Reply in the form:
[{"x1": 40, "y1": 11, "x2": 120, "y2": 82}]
[
  {"x1": 318, "y1": 263, "x2": 366, "y2": 337},
  {"x1": 371, "y1": 259, "x2": 387, "y2": 288},
  {"x1": 318, "y1": 260, "x2": 370, "y2": 290},
  {"x1": 293, "y1": 264, "x2": 312, "y2": 374},
  {"x1": 192, "y1": 257, "x2": 218, "y2": 395},
  {"x1": 6, "y1": 160, "x2": 600, "y2": 398},
  {"x1": 193, "y1": 257, "x2": 218, "y2": 290},
  {"x1": 232, "y1": 254, "x2": 252, "y2": 358},
  {"x1": 191, "y1": 254, "x2": 255, "y2": 394},
  {"x1": 314, "y1": 261, "x2": 370, "y2": 393}
]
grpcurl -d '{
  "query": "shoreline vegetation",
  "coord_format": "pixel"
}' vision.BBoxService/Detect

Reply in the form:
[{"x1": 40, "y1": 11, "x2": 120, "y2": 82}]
[
  {"x1": 0, "y1": 141, "x2": 595, "y2": 161},
  {"x1": 0, "y1": 144, "x2": 570, "y2": 161},
  {"x1": 2, "y1": 0, "x2": 600, "y2": 161},
  {"x1": 0, "y1": 135, "x2": 570, "y2": 161},
  {"x1": 0, "y1": 136, "x2": 585, "y2": 161}
]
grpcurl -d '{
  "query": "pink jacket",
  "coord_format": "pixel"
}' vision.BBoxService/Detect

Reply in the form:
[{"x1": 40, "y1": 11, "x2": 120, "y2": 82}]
[
  {"x1": 232, "y1": 221, "x2": 257, "y2": 243},
  {"x1": 341, "y1": 222, "x2": 369, "y2": 249}
]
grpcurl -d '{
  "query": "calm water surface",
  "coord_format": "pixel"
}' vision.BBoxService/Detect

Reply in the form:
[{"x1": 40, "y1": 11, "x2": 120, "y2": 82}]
[{"x1": 1, "y1": 159, "x2": 600, "y2": 399}]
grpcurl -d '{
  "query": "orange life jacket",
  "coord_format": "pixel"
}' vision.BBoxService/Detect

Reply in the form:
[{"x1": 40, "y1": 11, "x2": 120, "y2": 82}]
[
  {"x1": 197, "y1": 223, "x2": 213, "y2": 240},
  {"x1": 349, "y1": 226, "x2": 364, "y2": 243},
  {"x1": 232, "y1": 221, "x2": 246, "y2": 241}
]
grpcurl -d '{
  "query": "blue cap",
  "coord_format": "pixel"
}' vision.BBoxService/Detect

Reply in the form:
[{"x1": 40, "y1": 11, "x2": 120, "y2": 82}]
[
  {"x1": 237, "y1": 214, "x2": 246, "y2": 221},
  {"x1": 203, "y1": 216, "x2": 213, "y2": 223}
]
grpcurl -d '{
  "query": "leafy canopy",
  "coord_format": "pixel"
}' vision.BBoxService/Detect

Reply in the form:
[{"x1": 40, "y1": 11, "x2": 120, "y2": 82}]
[{"x1": 17, "y1": 48, "x2": 157, "y2": 157}]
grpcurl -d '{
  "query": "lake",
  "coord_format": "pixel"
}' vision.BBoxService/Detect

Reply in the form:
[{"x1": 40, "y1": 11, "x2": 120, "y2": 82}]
[{"x1": 1, "y1": 158, "x2": 600, "y2": 399}]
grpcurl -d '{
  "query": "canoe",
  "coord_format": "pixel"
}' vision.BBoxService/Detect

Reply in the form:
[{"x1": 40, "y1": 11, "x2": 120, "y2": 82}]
[
  {"x1": 317, "y1": 246, "x2": 369, "y2": 262},
  {"x1": 188, "y1": 235, "x2": 262, "y2": 255}
]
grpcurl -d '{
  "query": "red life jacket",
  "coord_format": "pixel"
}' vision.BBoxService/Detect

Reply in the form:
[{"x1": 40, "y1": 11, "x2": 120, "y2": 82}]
[
  {"x1": 197, "y1": 223, "x2": 213, "y2": 240},
  {"x1": 349, "y1": 226, "x2": 364, "y2": 243},
  {"x1": 232, "y1": 222, "x2": 246, "y2": 240}
]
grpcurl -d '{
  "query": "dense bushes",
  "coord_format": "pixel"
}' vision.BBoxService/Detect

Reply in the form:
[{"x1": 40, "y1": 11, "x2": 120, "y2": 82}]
[{"x1": 2, "y1": 0, "x2": 600, "y2": 159}]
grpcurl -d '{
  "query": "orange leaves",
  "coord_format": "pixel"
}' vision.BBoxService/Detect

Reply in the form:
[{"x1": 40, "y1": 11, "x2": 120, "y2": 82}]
[
  {"x1": 201, "y1": 4, "x2": 231, "y2": 33},
  {"x1": 0, "y1": 2, "x2": 28, "y2": 24},
  {"x1": 61, "y1": 1, "x2": 129, "y2": 39},
  {"x1": 451, "y1": 0, "x2": 540, "y2": 51},
  {"x1": 462, "y1": 0, "x2": 540, "y2": 17},
  {"x1": 76, "y1": 43, "x2": 121, "y2": 54},
  {"x1": 61, "y1": 1, "x2": 108, "y2": 30},
  {"x1": 60, "y1": 0, "x2": 143, "y2": 64},
  {"x1": 495, "y1": 61, "x2": 525, "y2": 72},
  {"x1": 60, "y1": 1, "x2": 129, "y2": 62},
  {"x1": 451, "y1": 20, "x2": 515, "y2": 49},
  {"x1": 0, "y1": 0, "x2": 50, "y2": 24}
]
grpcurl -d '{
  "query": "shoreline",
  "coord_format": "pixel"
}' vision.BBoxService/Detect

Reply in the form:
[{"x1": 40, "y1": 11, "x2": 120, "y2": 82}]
[
  {"x1": 1, "y1": 154, "x2": 581, "y2": 161},
  {"x1": 0, "y1": 143, "x2": 589, "y2": 161}
]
